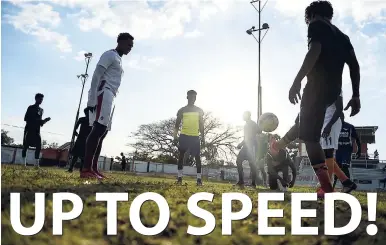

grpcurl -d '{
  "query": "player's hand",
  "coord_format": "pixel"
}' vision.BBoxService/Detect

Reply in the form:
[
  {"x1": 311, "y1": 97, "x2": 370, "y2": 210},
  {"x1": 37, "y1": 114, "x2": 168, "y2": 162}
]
[
  {"x1": 288, "y1": 81, "x2": 302, "y2": 104},
  {"x1": 280, "y1": 179, "x2": 288, "y2": 187},
  {"x1": 44, "y1": 117, "x2": 51, "y2": 122},
  {"x1": 344, "y1": 97, "x2": 361, "y2": 117},
  {"x1": 237, "y1": 143, "x2": 242, "y2": 150},
  {"x1": 288, "y1": 179, "x2": 295, "y2": 188},
  {"x1": 201, "y1": 137, "x2": 205, "y2": 146},
  {"x1": 321, "y1": 124, "x2": 332, "y2": 138},
  {"x1": 73, "y1": 131, "x2": 79, "y2": 137}
]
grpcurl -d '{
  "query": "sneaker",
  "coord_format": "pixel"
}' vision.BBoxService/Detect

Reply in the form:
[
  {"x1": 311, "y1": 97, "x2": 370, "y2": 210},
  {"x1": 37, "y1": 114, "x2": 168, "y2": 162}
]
[
  {"x1": 67, "y1": 169, "x2": 73, "y2": 173},
  {"x1": 341, "y1": 179, "x2": 357, "y2": 193},
  {"x1": 94, "y1": 169, "x2": 106, "y2": 179},
  {"x1": 197, "y1": 178, "x2": 203, "y2": 186},
  {"x1": 80, "y1": 170, "x2": 102, "y2": 179},
  {"x1": 249, "y1": 182, "x2": 256, "y2": 189},
  {"x1": 176, "y1": 177, "x2": 182, "y2": 185}
]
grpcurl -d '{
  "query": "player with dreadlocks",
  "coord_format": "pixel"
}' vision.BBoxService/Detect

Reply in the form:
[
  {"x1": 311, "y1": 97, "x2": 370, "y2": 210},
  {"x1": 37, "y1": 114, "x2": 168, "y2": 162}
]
[{"x1": 268, "y1": 1, "x2": 361, "y2": 197}]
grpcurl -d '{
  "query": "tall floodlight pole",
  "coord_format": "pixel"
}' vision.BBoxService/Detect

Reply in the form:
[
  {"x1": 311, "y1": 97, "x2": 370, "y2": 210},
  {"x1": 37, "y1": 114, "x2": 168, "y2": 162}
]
[
  {"x1": 246, "y1": 0, "x2": 269, "y2": 122},
  {"x1": 66, "y1": 52, "x2": 93, "y2": 166}
]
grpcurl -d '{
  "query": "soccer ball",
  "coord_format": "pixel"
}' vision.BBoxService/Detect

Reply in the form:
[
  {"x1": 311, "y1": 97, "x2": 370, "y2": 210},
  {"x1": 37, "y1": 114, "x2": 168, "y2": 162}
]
[{"x1": 258, "y1": 112, "x2": 279, "y2": 132}]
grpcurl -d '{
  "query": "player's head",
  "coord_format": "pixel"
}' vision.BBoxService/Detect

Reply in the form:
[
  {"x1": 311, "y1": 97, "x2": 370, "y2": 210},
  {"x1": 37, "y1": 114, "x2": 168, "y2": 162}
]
[
  {"x1": 187, "y1": 90, "x2": 197, "y2": 105},
  {"x1": 120, "y1": 152, "x2": 124, "y2": 156},
  {"x1": 243, "y1": 111, "x2": 251, "y2": 121},
  {"x1": 35, "y1": 93, "x2": 44, "y2": 105},
  {"x1": 117, "y1": 32, "x2": 134, "y2": 55},
  {"x1": 305, "y1": 1, "x2": 333, "y2": 25}
]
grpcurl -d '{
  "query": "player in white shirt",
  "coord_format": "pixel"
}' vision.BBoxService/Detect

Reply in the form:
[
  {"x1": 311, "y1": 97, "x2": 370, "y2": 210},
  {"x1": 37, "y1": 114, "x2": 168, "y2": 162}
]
[
  {"x1": 319, "y1": 91, "x2": 356, "y2": 193},
  {"x1": 81, "y1": 32, "x2": 134, "y2": 179}
]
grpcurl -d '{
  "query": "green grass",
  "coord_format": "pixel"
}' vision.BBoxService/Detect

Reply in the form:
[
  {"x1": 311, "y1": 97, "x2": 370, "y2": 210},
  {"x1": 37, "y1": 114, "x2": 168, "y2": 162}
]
[{"x1": 1, "y1": 164, "x2": 386, "y2": 245}]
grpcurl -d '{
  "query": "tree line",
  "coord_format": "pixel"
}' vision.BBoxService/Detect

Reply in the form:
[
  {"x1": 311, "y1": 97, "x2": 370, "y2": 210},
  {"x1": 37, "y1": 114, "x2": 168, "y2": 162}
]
[{"x1": 128, "y1": 113, "x2": 299, "y2": 168}]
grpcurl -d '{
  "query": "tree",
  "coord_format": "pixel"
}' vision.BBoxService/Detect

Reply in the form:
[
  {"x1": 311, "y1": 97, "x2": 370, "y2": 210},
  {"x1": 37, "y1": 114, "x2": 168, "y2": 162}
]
[
  {"x1": 129, "y1": 113, "x2": 241, "y2": 166},
  {"x1": 1, "y1": 130, "x2": 14, "y2": 145}
]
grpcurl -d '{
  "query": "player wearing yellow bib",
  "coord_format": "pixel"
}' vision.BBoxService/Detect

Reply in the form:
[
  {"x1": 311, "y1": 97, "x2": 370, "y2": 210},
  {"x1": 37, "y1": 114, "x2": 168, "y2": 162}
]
[{"x1": 174, "y1": 90, "x2": 205, "y2": 186}]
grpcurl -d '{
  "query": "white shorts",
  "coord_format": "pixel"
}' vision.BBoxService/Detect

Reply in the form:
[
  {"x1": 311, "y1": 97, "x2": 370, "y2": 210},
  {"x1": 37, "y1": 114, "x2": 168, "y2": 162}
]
[
  {"x1": 89, "y1": 88, "x2": 115, "y2": 131},
  {"x1": 320, "y1": 118, "x2": 342, "y2": 150}
]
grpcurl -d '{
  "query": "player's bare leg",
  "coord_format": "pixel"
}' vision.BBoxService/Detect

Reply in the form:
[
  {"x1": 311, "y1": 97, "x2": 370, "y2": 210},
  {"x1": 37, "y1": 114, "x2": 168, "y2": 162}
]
[
  {"x1": 81, "y1": 122, "x2": 106, "y2": 179},
  {"x1": 68, "y1": 155, "x2": 78, "y2": 173},
  {"x1": 195, "y1": 155, "x2": 202, "y2": 186},
  {"x1": 92, "y1": 130, "x2": 108, "y2": 178},
  {"x1": 176, "y1": 151, "x2": 185, "y2": 184}
]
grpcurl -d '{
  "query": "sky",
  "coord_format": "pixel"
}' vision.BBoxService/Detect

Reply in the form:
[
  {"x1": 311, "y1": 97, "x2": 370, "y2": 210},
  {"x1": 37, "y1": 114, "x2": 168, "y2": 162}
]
[{"x1": 1, "y1": 0, "x2": 386, "y2": 159}]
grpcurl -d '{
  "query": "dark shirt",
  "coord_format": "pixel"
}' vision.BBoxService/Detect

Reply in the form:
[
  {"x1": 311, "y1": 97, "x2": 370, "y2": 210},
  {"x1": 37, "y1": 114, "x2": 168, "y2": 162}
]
[
  {"x1": 121, "y1": 156, "x2": 126, "y2": 165},
  {"x1": 336, "y1": 121, "x2": 357, "y2": 155},
  {"x1": 24, "y1": 104, "x2": 44, "y2": 133},
  {"x1": 77, "y1": 117, "x2": 92, "y2": 140},
  {"x1": 244, "y1": 120, "x2": 258, "y2": 146},
  {"x1": 305, "y1": 19, "x2": 354, "y2": 103}
]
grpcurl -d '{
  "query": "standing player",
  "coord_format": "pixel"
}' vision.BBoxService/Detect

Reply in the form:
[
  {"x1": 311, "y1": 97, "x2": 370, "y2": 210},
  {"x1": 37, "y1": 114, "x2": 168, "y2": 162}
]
[
  {"x1": 81, "y1": 33, "x2": 134, "y2": 179},
  {"x1": 22, "y1": 93, "x2": 51, "y2": 167},
  {"x1": 120, "y1": 152, "x2": 127, "y2": 171},
  {"x1": 235, "y1": 111, "x2": 259, "y2": 188},
  {"x1": 67, "y1": 108, "x2": 92, "y2": 172},
  {"x1": 269, "y1": 1, "x2": 361, "y2": 196},
  {"x1": 173, "y1": 90, "x2": 205, "y2": 186},
  {"x1": 319, "y1": 92, "x2": 357, "y2": 193},
  {"x1": 333, "y1": 113, "x2": 361, "y2": 189}
]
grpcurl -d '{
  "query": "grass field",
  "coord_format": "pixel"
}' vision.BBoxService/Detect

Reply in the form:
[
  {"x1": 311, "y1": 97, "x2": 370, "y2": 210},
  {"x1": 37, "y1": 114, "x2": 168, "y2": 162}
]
[{"x1": 1, "y1": 164, "x2": 386, "y2": 245}]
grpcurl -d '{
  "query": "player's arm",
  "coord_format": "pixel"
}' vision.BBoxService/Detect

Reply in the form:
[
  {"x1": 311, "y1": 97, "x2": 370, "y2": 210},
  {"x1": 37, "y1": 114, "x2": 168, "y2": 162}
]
[
  {"x1": 24, "y1": 106, "x2": 32, "y2": 123},
  {"x1": 199, "y1": 109, "x2": 205, "y2": 143},
  {"x1": 87, "y1": 52, "x2": 113, "y2": 108},
  {"x1": 351, "y1": 125, "x2": 361, "y2": 158},
  {"x1": 73, "y1": 118, "x2": 82, "y2": 136},
  {"x1": 327, "y1": 96, "x2": 343, "y2": 128},
  {"x1": 293, "y1": 21, "x2": 322, "y2": 84},
  {"x1": 173, "y1": 109, "x2": 182, "y2": 139},
  {"x1": 285, "y1": 159, "x2": 297, "y2": 188},
  {"x1": 344, "y1": 36, "x2": 360, "y2": 98}
]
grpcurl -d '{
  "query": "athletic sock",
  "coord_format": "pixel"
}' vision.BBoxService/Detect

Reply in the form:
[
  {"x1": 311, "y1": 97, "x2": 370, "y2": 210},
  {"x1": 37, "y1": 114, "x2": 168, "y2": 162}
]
[
  {"x1": 333, "y1": 160, "x2": 348, "y2": 182},
  {"x1": 22, "y1": 157, "x2": 26, "y2": 166},
  {"x1": 197, "y1": 173, "x2": 201, "y2": 179},
  {"x1": 314, "y1": 166, "x2": 333, "y2": 193},
  {"x1": 325, "y1": 158, "x2": 335, "y2": 181},
  {"x1": 178, "y1": 170, "x2": 183, "y2": 178},
  {"x1": 35, "y1": 159, "x2": 40, "y2": 166}
]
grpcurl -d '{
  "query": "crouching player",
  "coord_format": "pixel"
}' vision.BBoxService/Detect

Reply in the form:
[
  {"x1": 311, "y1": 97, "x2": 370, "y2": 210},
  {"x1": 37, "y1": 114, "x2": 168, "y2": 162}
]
[
  {"x1": 266, "y1": 149, "x2": 296, "y2": 191},
  {"x1": 320, "y1": 93, "x2": 357, "y2": 194}
]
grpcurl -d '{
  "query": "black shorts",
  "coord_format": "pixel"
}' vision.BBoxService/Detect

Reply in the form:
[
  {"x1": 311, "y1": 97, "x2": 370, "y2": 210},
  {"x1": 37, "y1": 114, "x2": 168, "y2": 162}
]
[
  {"x1": 296, "y1": 88, "x2": 338, "y2": 142},
  {"x1": 23, "y1": 131, "x2": 41, "y2": 148},
  {"x1": 178, "y1": 134, "x2": 201, "y2": 157}
]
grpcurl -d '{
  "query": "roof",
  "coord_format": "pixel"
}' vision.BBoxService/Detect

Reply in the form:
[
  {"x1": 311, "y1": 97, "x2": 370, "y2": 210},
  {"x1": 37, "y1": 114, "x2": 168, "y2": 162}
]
[
  {"x1": 355, "y1": 126, "x2": 378, "y2": 132},
  {"x1": 58, "y1": 142, "x2": 71, "y2": 150}
]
